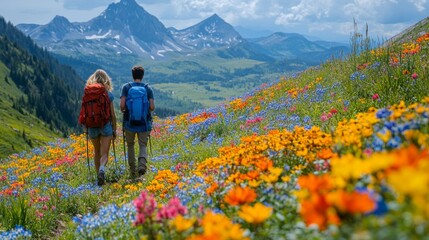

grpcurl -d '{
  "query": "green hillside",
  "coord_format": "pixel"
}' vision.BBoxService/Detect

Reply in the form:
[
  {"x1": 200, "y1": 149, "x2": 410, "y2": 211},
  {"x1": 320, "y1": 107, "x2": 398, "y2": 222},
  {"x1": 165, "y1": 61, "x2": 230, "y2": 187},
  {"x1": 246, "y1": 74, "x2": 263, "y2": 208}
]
[
  {"x1": 0, "y1": 62, "x2": 61, "y2": 157},
  {"x1": 0, "y1": 17, "x2": 85, "y2": 158}
]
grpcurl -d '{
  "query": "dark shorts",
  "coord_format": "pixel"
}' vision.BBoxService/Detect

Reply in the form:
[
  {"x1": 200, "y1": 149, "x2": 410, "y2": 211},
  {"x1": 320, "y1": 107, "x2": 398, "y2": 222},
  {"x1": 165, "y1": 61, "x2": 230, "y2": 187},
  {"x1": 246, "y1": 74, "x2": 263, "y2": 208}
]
[{"x1": 88, "y1": 122, "x2": 113, "y2": 139}]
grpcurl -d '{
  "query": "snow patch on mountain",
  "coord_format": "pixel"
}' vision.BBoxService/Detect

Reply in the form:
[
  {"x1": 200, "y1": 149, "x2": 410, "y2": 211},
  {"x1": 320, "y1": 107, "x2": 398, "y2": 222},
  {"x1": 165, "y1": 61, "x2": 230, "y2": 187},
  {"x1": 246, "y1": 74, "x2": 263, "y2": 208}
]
[{"x1": 85, "y1": 30, "x2": 112, "y2": 40}]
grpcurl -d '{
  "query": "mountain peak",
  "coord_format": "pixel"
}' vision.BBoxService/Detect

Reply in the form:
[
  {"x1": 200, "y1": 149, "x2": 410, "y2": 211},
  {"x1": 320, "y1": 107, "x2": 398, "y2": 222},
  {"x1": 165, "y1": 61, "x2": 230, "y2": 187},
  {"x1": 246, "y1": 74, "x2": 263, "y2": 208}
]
[
  {"x1": 117, "y1": 0, "x2": 140, "y2": 7},
  {"x1": 49, "y1": 15, "x2": 70, "y2": 26},
  {"x1": 208, "y1": 14, "x2": 221, "y2": 19},
  {"x1": 203, "y1": 13, "x2": 227, "y2": 24},
  {"x1": 171, "y1": 13, "x2": 243, "y2": 50}
]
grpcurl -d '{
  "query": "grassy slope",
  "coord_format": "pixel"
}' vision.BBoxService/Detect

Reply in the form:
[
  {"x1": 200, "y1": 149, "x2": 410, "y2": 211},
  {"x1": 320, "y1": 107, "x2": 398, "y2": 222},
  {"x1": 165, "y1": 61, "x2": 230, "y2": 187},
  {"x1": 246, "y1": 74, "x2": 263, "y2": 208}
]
[
  {"x1": 61, "y1": 29, "x2": 429, "y2": 238},
  {"x1": 0, "y1": 62, "x2": 61, "y2": 158},
  {"x1": 144, "y1": 54, "x2": 285, "y2": 107},
  {"x1": 2, "y1": 21, "x2": 429, "y2": 239}
]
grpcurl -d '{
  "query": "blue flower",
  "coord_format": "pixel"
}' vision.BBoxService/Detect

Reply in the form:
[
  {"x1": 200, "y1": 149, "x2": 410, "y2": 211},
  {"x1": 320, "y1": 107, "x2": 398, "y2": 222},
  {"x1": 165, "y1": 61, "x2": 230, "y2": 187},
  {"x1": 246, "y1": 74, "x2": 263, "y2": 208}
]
[
  {"x1": 376, "y1": 108, "x2": 392, "y2": 119},
  {"x1": 371, "y1": 136, "x2": 384, "y2": 152},
  {"x1": 387, "y1": 135, "x2": 402, "y2": 149},
  {"x1": 0, "y1": 225, "x2": 32, "y2": 239}
]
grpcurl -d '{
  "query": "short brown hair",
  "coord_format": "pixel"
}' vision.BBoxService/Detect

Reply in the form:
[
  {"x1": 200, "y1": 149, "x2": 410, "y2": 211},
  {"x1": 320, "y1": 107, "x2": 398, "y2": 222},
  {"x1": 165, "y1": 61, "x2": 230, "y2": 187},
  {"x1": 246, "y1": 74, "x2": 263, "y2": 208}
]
[{"x1": 132, "y1": 66, "x2": 144, "y2": 80}]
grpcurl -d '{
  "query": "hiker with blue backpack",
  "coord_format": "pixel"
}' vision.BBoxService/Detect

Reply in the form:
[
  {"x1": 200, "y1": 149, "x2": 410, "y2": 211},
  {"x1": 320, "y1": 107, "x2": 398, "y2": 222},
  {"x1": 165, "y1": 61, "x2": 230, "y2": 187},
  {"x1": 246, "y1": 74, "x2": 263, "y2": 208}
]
[
  {"x1": 120, "y1": 65, "x2": 155, "y2": 181},
  {"x1": 78, "y1": 69, "x2": 117, "y2": 186}
]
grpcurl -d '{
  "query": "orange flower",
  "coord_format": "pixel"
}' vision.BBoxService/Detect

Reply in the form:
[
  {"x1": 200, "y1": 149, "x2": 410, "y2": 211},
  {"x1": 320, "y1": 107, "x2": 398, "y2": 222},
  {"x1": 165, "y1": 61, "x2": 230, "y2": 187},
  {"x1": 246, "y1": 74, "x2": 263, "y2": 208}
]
[
  {"x1": 206, "y1": 183, "x2": 219, "y2": 196},
  {"x1": 224, "y1": 186, "x2": 257, "y2": 206},
  {"x1": 298, "y1": 174, "x2": 333, "y2": 193},
  {"x1": 246, "y1": 170, "x2": 260, "y2": 180},
  {"x1": 254, "y1": 158, "x2": 273, "y2": 171},
  {"x1": 317, "y1": 148, "x2": 335, "y2": 160},
  {"x1": 299, "y1": 195, "x2": 340, "y2": 229},
  {"x1": 389, "y1": 144, "x2": 428, "y2": 171},
  {"x1": 329, "y1": 190, "x2": 376, "y2": 214}
]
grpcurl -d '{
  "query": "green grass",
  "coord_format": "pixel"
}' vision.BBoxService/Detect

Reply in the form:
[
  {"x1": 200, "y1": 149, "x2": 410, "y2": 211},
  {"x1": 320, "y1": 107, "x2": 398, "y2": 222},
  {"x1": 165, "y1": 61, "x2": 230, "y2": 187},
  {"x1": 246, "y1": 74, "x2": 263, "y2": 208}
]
[
  {"x1": 0, "y1": 62, "x2": 61, "y2": 158},
  {"x1": 152, "y1": 81, "x2": 247, "y2": 107}
]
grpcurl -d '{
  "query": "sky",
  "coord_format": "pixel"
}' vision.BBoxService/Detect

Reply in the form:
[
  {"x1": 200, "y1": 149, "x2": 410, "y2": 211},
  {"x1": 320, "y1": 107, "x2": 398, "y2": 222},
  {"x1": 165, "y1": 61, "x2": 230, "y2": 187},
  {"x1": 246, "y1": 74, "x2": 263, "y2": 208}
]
[{"x1": 0, "y1": 0, "x2": 428, "y2": 42}]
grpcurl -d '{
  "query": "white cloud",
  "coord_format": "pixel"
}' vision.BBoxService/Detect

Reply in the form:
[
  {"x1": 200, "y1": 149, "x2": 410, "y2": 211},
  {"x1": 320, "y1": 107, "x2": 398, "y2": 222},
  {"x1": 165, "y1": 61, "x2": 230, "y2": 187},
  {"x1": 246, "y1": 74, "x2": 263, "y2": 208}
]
[
  {"x1": 1, "y1": 0, "x2": 428, "y2": 42},
  {"x1": 60, "y1": 0, "x2": 118, "y2": 10},
  {"x1": 409, "y1": 0, "x2": 427, "y2": 11}
]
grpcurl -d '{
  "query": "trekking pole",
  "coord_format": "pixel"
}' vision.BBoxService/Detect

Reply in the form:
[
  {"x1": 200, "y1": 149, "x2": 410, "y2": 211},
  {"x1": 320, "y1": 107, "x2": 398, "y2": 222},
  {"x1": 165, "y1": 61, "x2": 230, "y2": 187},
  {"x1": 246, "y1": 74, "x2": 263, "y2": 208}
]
[
  {"x1": 122, "y1": 123, "x2": 127, "y2": 166},
  {"x1": 148, "y1": 134, "x2": 153, "y2": 157},
  {"x1": 112, "y1": 138, "x2": 119, "y2": 172},
  {"x1": 85, "y1": 128, "x2": 91, "y2": 182}
]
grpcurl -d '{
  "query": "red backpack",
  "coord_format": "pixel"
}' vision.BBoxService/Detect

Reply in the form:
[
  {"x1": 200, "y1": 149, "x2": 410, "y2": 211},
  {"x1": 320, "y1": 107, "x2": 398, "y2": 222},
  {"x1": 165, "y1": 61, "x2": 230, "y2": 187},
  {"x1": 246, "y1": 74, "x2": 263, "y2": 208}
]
[{"x1": 78, "y1": 84, "x2": 111, "y2": 128}]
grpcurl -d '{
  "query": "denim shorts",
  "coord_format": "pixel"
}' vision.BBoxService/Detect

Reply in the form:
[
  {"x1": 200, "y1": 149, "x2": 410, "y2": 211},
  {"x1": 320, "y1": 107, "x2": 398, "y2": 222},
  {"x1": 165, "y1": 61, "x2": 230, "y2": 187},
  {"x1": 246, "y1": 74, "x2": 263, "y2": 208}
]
[{"x1": 88, "y1": 122, "x2": 113, "y2": 139}]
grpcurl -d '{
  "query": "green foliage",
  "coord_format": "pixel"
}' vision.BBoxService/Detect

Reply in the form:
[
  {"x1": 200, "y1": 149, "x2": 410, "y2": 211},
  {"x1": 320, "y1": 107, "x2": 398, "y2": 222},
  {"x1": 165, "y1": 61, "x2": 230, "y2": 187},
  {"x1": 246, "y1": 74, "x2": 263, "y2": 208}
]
[{"x1": 0, "y1": 17, "x2": 86, "y2": 157}]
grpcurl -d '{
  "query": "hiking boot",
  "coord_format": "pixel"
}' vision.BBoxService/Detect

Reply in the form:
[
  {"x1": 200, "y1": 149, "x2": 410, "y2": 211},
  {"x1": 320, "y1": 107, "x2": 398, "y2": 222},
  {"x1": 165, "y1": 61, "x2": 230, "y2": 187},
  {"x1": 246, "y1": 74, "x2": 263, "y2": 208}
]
[
  {"x1": 138, "y1": 168, "x2": 146, "y2": 177},
  {"x1": 97, "y1": 170, "x2": 105, "y2": 186},
  {"x1": 138, "y1": 157, "x2": 147, "y2": 177}
]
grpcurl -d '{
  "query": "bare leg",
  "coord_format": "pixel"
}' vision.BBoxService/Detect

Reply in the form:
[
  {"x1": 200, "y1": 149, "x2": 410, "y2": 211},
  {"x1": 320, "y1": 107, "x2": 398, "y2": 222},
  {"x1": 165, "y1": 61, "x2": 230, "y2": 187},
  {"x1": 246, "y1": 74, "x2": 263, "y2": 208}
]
[
  {"x1": 90, "y1": 137, "x2": 101, "y2": 174},
  {"x1": 100, "y1": 135, "x2": 112, "y2": 168}
]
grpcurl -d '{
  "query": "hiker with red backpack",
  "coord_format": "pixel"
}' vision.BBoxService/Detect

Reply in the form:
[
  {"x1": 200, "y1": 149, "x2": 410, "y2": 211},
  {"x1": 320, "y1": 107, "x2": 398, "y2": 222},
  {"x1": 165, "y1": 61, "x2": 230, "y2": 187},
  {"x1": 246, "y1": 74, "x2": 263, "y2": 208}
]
[
  {"x1": 78, "y1": 69, "x2": 117, "y2": 186},
  {"x1": 120, "y1": 65, "x2": 155, "y2": 181}
]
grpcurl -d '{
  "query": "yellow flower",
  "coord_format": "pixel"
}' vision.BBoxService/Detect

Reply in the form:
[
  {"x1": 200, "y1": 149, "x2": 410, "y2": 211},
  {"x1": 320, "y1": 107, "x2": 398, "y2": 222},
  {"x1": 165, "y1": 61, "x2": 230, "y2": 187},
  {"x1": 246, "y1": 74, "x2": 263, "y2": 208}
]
[
  {"x1": 260, "y1": 167, "x2": 283, "y2": 183},
  {"x1": 248, "y1": 179, "x2": 262, "y2": 188},
  {"x1": 238, "y1": 203, "x2": 272, "y2": 225},
  {"x1": 200, "y1": 211, "x2": 248, "y2": 240},
  {"x1": 170, "y1": 215, "x2": 195, "y2": 232},
  {"x1": 376, "y1": 129, "x2": 391, "y2": 143},
  {"x1": 330, "y1": 154, "x2": 370, "y2": 181},
  {"x1": 281, "y1": 176, "x2": 291, "y2": 182}
]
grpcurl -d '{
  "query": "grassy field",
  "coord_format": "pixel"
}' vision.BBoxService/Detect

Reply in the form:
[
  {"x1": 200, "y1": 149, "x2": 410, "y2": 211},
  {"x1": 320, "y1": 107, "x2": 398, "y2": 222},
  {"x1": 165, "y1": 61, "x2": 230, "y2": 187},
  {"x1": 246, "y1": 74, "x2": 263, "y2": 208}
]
[
  {"x1": 152, "y1": 81, "x2": 246, "y2": 107},
  {"x1": 2, "y1": 26, "x2": 429, "y2": 239}
]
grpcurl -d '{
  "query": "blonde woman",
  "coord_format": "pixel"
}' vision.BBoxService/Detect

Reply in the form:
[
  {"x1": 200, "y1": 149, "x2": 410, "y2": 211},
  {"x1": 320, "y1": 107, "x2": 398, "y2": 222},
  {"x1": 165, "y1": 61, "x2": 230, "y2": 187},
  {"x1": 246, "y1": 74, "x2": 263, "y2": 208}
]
[{"x1": 85, "y1": 69, "x2": 117, "y2": 186}]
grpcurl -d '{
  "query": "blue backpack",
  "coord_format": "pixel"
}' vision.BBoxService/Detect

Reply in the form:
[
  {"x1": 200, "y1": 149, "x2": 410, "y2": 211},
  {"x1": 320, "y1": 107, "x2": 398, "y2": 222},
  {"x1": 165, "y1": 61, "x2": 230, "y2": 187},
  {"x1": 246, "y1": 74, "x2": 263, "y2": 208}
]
[{"x1": 126, "y1": 83, "x2": 150, "y2": 127}]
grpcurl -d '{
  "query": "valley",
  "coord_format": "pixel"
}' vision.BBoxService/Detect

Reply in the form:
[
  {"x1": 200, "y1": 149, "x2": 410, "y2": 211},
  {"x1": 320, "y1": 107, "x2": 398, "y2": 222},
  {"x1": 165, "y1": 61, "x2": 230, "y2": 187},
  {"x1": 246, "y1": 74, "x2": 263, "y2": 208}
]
[{"x1": 15, "y1": 0, "x2": 348, "y2": 114}]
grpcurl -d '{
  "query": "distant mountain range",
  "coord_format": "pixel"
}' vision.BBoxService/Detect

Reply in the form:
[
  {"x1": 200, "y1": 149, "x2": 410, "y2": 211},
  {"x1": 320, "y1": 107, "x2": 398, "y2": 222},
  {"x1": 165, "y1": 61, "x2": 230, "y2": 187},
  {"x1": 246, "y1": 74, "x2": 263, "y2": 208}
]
[
  {"x1": 16, "y1": 0, "x2": 348, "y2": 62},
  {"x1": 12, "y1": 0, "x2": 353, "y2": 122}
]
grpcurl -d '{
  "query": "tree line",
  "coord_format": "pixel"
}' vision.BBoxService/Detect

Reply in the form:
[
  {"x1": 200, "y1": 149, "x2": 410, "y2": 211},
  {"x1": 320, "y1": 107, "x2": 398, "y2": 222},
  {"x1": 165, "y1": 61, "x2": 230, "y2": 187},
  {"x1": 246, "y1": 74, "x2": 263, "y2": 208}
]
[{"x1": 0, "y1": 17, "x2": 85, "y2": 136}]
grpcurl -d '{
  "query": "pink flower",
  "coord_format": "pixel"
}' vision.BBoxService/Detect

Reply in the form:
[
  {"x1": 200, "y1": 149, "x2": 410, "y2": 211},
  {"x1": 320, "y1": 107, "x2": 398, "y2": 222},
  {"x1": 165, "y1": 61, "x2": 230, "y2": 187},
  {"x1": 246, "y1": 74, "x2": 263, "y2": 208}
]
[
  {"x1": 372, "y1": 93, "x2": 379, "y2": 100},
  {"x1": 412, "y1": 73, "x2": 418, "y2": 79},
  {"x1": 198, "y1": 204, "x2": 205, "y2": 213},
  {"x1": 245, "y1": 117, "x2": 263, "y2": 127},
  {"x1": 156, "y1": 197, "x2": 188, "y2": 221},
  {"x1": 133, "y1": 190, "x2": 157, "y2": 226},
  {"x1": 36, "y1": 210, "x2": 44, "y2": 219},
  {"x1": 320, "y1": 113, "x2": 328, "y2": 122},
  {"x1": 363, "y1": 148, "x2": 373, "y2": 157}
]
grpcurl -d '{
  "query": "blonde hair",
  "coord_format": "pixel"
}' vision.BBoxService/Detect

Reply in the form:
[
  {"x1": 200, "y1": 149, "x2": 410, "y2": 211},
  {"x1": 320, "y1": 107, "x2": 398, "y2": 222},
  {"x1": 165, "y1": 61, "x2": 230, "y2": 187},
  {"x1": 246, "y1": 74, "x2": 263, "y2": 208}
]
[{"x1": 86, "y1": 69, "x2": 113, "y2": 91}]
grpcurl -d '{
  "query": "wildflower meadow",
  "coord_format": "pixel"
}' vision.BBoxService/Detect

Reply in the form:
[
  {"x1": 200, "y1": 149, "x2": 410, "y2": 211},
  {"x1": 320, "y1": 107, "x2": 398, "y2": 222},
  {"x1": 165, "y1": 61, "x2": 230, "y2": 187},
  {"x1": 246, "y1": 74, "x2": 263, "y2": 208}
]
[{"x1": 1, "y1": 31, "x2": 429, "y2": 239}]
